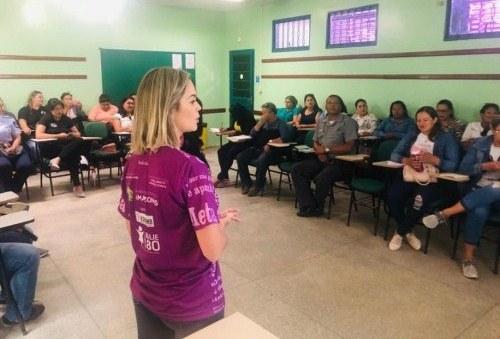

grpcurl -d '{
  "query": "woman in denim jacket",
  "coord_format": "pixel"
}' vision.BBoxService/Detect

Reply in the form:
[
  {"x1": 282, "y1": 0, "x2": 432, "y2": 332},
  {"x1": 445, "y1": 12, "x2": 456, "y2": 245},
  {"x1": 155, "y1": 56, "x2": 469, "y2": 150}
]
[
  {"x1": 423, "y1": 118, "x2": 500, "y2": 279},
  {"x1": 387, "y1": 106, "x2": 459, "y2": 252}
]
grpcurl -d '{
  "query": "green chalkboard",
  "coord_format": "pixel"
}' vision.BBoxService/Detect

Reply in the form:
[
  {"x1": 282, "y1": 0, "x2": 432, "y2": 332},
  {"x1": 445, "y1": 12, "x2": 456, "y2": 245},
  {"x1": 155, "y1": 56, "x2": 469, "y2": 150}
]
[{"x1": 100, "y1": 48, "x2": 196, "y2": 105}]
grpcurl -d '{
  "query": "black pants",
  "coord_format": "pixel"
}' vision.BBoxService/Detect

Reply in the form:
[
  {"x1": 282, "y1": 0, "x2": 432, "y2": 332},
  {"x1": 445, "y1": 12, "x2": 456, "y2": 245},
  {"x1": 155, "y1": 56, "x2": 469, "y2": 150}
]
[
  {"x1": 216, "y1": 141, "x2": 251, "y2": 180},
  {"x1": 291, "y1": 157, "x2": 343, "y2": 211},
  {"x1": 133, "y1": 300, "x2": 224, "y2": 339},
  {"x1": 0, "y1": 149, "x2": 32, "y2": 193},
  {"x1": 236, "y1": 146, "x2": 281, "y2": 189},
  {"x1": 40, "y1": 138, "x2": 83, "y2": 186},
  {"x1": 387, "y1": 174, "x2": 442, "y2": 235}
]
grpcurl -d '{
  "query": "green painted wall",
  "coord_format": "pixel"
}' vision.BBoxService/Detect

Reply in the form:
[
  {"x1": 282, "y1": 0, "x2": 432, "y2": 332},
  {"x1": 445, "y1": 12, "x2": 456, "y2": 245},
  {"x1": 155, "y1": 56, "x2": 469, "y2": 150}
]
[
  {"x1": 225, "y1": 0, "x2": 500, "y2": 121},
  {"x1": 1, "y1": 0, "x2": 499, "y2": 147},
  {"x1": 0, "y1": 0, "x2": 227, "y2": 146}
]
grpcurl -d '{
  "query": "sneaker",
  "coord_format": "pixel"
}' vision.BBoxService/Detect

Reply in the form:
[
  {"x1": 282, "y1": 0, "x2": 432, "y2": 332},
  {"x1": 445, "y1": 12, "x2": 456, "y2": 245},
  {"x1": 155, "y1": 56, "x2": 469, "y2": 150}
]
[
  {"x1": 422, "y1": 211, "x2": 447, "y2": 229},
  {"x1": 389, "y1": 233, "x2": 403, "y2": 251},
  {"x1": 73, "y1": 186, "x2": 86, "y2": 198},
  {"x1": 214, "y1": 179, "x2": 231, "y2": 188},
  {"x1": 2, "y1": 302, "x2": 45, "y2": 326},
  {"x1": 49, "y1": 159, "x2": 60, "y2": 171},
  {"x1": 89, "y1": 169, "x2": 97, "y2": 186},
  {"x1": 405, "y1": 233, "x2": 422, "y2": 251},
  {"x1": 38, "y1": 248, "x2": 49, "y2": 258},
  {"x1": 462, "y1": 261, "x2": 479, "y2": 279}
]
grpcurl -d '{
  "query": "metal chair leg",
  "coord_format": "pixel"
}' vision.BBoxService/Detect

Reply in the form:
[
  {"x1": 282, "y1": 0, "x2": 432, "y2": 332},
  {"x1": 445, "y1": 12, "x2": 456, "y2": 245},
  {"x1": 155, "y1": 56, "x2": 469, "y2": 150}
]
[
  {"x1": 424, "y1": 228, "x2": 431, "y2": 254},
  {"x1": 277, "y1": 171, "x2": 283, "y2": 201},
  {"x1": 374, "y1": 196, "x2": 381, "y2": 236},
  {"x1": 346, "y1": 191, "x2": 355, "y2": 226}
]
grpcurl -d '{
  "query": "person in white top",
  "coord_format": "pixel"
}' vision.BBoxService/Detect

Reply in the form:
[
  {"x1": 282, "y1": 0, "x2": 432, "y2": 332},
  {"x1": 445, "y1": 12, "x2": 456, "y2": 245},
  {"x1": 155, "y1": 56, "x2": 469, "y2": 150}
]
[
  {"x1": 113, "y1": 95, "x2": 135, "y2": 133},
  {"x1": 351, "y1": 98, "x2": 377, "y2": 136},
  {"x1": 461, "y1": 103, "x2": 499, "y2": 149}
]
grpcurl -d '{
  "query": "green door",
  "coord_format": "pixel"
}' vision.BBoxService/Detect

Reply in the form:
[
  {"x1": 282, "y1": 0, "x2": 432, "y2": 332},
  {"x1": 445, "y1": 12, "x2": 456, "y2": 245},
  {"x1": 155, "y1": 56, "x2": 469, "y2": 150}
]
[{"x1": 229, "y1": 49, "x2": 254, "y2": 116}]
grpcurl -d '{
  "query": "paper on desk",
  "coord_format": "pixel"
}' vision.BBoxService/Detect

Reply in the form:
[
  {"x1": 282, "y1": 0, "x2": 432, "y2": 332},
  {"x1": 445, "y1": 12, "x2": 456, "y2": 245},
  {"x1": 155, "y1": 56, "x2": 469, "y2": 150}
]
[
  {"x1": 209, "y1": 128, "x2": 221, "y2": 133},
  {"x1": 226, "y1": 135, "x2": 252, "y2": 142},
  {"x1": 267, "y1": 142, "x2": 292, "y2": 148},
  {"x1": 380, "y1": 161, "x2": 404, "y2": 168}
]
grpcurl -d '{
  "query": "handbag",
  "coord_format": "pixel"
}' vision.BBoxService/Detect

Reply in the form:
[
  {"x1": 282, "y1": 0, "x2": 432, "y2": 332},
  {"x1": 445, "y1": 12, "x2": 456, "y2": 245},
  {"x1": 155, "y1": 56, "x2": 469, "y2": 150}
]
[{"x1": 403, "y1": 163, "x2": 439, "y2": 186}]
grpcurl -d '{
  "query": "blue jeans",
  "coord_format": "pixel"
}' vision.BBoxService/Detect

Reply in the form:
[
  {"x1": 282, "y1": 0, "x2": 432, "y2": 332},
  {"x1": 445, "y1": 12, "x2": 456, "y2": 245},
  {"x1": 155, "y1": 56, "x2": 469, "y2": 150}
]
[
  {"x1": 461, "y1": 185, "x2": 500, "y2": 245},
  {"x1": 0, "y1": 148, "x2": 32, "y2": 193},
  {"x1": 0, "y1": 243, "x2": 40, "y2": 321}
]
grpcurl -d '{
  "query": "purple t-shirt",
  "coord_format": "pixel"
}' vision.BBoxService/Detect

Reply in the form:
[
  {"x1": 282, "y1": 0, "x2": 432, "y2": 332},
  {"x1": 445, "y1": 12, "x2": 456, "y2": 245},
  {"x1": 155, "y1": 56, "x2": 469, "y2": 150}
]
[{"x1": 118, "y1": 146, "x2": 224, "y2": 322}]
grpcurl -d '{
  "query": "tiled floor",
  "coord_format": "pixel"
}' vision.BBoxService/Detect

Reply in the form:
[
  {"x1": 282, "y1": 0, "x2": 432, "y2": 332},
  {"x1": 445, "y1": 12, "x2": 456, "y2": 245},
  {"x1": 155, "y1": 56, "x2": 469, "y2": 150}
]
[{"x1": 1, "y1": 148, "x2": 499, "y2": 338}]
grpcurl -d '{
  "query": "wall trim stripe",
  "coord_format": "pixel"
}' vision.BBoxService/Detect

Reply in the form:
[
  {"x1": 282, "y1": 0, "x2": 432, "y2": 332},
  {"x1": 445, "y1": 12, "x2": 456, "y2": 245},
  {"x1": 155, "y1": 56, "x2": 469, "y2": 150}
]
[
  {"x1": 0, "y1": 55, "x2": 86, "y2": 62},
  {"x1": 261, "y1": 47, "x2": 500, "y2": 63},
  {"x1": 203, "y1": 108, "x2": 226, "y2": 114},
  {"x1": 0, "y1": 74, "x2": 87, "y2": 80},
  {"x1": 261, "y1": 74, "x2": 500, "y2": 80}
]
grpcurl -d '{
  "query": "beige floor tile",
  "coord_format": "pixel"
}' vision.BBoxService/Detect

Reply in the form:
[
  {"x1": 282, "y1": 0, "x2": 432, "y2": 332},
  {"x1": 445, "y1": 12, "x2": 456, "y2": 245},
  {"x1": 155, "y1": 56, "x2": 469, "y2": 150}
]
[
  {"x1": 51, "y1": 243, "x2": 135, "y2": 338},
  {"x1": 226, "y1": 282, "x2": 340, "y2": 339},
  {"x1": 458, "y1": 304, "x2": 500, "y2": 339},
  {"x1": 255, "y1": 246, "x2": 495, "y2": 339},
  {"x1": 2, "y1": 258, "x2": 104, "y2": 339}
]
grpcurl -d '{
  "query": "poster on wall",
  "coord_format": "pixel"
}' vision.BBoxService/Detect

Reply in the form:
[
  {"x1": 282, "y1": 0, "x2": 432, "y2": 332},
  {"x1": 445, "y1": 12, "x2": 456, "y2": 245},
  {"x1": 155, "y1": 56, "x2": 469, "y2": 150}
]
[
  {"x1": 172, "y1": 54, "x2": 183, "y2": 69},
  {"x1": 185, "y1": 54, "x2": 195, "y2": 69}
]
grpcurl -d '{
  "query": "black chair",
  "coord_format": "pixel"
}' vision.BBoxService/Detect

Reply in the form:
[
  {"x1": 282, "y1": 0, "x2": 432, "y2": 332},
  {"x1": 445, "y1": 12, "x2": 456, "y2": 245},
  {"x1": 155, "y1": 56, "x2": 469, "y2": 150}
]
[{"x1": 33, "y1": 139, "x2": 86, "y2": 196}]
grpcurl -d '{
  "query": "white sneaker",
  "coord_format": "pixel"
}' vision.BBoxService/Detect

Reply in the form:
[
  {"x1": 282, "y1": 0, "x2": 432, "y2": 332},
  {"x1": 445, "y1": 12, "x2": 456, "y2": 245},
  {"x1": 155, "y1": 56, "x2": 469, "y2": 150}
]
[
  {"x1": 405, "y1": 233, "x2": 421, "y2": 251},
  {"x1": 462, "y1": 261, "x2": 479, "y2": 279},
  {"x1": 389, "y1": 233, "x2": 403, "y2": 251}
]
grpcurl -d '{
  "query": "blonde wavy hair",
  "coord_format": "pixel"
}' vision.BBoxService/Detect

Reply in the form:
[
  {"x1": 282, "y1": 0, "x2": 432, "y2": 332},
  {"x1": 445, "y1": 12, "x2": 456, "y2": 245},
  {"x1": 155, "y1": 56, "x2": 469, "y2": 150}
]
[
  {"x1": 27, "y1": 90, "x2": 42, "y2": 107},
  {"x1": 132, "y1": 67, "x2": 190, "y2": 154}
]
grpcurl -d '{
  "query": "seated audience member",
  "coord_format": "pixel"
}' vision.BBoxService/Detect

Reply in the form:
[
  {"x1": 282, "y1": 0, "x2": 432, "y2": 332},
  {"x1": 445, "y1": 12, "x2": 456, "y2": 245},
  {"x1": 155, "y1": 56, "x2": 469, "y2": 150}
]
[
  {"x1": 214, "y1": 103, "x2": 256, "y2": 188},
  {"x1": 292, "y1": 93, "x2": 322, "y2": 144},
  {"x1": 236, "y1": 102, "x2": 291, "y2": 196},
  {"x1": 387, "y1": 106, "x2": 459, "y2": 251},
  {"x1": 0, "y1": 97, "x2": 17, "y2": 120},
  {"x1": 461, "y1": 103, "x2": 499, "y2": 149},
  {"x1": 181, "y1": 97, "x2": 207, "y2": 165},
  {"x1": 61, "y1": 92, "x2": 88, "y2": 133},
  {"x1": 423, "y1": 118, "x2": 500, "y2": 279},
  {"x1": 0, "y1": 242, "x2": 45, "y2": 326},
  {"x1": 35, "y1": 98, "x2": 85, "y2": 197},
  {"x1": 87, "y1": 94, "x2": 119, "y2": 124},
  {"x1": 352, "y1": 98, "x2": 377, "y2": 136},
  {"x1": 436, "y1": 99, "x2": 465, "y2": 141},
  {"x1": 18, "y1": 90, "x2": 47, "y2": 160},
  {"x1": 114, "y1": 95, "x2": 135, "y2": 132},
  {"x1": 0, "y1": 97, "x2": 32, "y2": 193},
  {"x1": 277, "y1": 95, "x2": 300, "y2": 122},
  {"x1": 374, "y1": 100, "x2": 415, "y2": 139},
  {"x1": 291, "y1": 95, "x2": 358, "y2": 217}
]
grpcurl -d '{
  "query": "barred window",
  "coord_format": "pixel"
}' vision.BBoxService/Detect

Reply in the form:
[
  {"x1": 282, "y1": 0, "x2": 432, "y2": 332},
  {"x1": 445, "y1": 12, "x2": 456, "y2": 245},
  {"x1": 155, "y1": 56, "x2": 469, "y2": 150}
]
[
  {"x1": 272, "y1": 15, "x2": 310, "y2": 52},
  {"x1": 445, "y1": 0, "x2": 500, "y2": 40},
  {"x1": 327, "y1": 4, "x2": 378, "y2": 48}
]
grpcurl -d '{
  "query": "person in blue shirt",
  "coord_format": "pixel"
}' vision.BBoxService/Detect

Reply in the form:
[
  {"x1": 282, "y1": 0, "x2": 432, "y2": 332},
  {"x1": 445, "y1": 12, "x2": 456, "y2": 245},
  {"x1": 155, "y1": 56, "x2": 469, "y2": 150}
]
[
  {"x1": 276, "y1": 95, "x2": 300, "y2": 122},
  {"x1": 375, "y1": 100, "x2": 416, "y2": 139},
  {"x1": 0, "y1": 97, "x2": 32, "y2": 193},
  {"x1": 236, "y1": 102, "x2": 292, "y2": 196}
]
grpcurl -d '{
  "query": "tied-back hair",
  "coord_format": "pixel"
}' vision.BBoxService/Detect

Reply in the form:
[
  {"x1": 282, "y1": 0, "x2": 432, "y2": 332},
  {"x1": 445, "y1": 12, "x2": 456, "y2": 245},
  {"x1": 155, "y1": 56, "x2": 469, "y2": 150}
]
[
  {"x1": 132, "y1": 67, "x2": 190, "y2": 154},
  {"x1": 437, "y1": 99, "x2": 455, "y2": 118},
  {"x1": 389, "y1": 100, "x2": 408, "y2": 118},
  {"x1": 327, "y1": 94, "x2": 347, "y2": 114},
  {"x1": 415, "y1": 106, "x2": 441, "y2": 141},
  {"x1": 480, "y1": 103, "x2": 499, "y2": 115},
  {"x1": 285, "y1": 95, "x2": 298, "y2": 107},
  {"x1": 45, "y1": 98, "x2": 63, "y2": 113},
  {"x1": 27, "y1": 90, "x2": 42, "y2": 107}
]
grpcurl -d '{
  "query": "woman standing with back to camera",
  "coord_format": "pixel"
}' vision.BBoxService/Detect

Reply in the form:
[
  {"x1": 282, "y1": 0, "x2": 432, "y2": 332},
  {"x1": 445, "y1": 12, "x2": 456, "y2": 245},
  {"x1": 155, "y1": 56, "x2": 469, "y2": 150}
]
[{"x1": 118, "y1": 67, "x2": 239, "y2": 339}]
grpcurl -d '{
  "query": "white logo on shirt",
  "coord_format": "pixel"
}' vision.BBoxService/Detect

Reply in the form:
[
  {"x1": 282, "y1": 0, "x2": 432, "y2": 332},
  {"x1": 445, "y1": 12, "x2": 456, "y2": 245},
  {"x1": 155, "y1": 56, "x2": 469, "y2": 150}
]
[{"x1": 135, "y1": 211, "x2": 155, "y2": 227}]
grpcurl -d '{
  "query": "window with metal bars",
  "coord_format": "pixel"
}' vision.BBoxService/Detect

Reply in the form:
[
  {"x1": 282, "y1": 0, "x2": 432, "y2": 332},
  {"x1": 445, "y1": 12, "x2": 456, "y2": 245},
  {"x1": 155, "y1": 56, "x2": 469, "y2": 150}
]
[
  {"x1": 272, "y1": 15, "x2": 311, "y2": 52},
  {"x1": 445, "y1": 0, "x2": 500, "y2": 40},
  {"x1": 326, "y1": 4, "x2": 378, "y2": 48}
]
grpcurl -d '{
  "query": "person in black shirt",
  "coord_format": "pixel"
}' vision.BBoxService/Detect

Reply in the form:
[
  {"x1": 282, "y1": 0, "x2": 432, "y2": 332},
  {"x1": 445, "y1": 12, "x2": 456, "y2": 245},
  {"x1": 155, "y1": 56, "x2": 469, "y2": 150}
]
[
  {"x1": 35, "y1": 98, "x2": 85, "y2": 197},
  {"x1": 213, "y1": 103, "x2": 256, "y2": 188},
  {"x1": 18, "y1": 90, "x2": 47, "y2": 160},
  {"x1": 181, "y1": 97, "x2": 207, "y2": 165}
]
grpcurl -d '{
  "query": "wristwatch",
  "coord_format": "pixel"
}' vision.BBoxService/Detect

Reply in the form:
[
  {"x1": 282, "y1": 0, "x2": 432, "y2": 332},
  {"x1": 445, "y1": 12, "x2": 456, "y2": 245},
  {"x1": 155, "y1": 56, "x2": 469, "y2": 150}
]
[{"x1": 324, "y1": 147, "x2": 330, "y2": 154}]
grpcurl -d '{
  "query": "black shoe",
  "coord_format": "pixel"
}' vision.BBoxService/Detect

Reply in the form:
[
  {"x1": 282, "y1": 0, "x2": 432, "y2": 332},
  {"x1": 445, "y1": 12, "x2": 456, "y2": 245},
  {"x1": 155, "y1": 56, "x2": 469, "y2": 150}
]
[
  {"x1": 247, "y1": 187, "x2": 263, "y2": 197},
  {"x1": 309, "y1": 208, "x2": 324, "y2": 217},
  {"x1": 2, "y1": 302, "x2": 45, "y2": 326},
  {"x1": 241, "y1": 185, "x2": 251, "y2": 195},
  {"x1": 297, "y1": 207, "x2": 313, "y2": 217}
]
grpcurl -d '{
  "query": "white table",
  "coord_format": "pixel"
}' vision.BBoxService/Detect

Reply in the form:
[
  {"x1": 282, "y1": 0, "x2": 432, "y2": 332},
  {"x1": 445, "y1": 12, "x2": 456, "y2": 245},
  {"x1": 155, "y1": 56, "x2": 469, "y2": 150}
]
[
  {"x1": 335, "y1": 154, "x2": 369, "y2": 162},
  {"x1": 185, "y1": 312, "x2": 278, "y2": 339},
  {"x1": 0, "y1": 191, "x2": 19, "y2": 205},
  {"x1": 0, "y1": 211, "x2": 34, "y2": 230}
]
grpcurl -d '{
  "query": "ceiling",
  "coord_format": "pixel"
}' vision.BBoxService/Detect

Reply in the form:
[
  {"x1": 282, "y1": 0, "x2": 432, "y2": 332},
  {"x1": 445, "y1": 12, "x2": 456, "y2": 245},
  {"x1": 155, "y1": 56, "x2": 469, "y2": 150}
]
[{"x1": 141, "y1": 0, "x2": 268, "y2": 11}]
